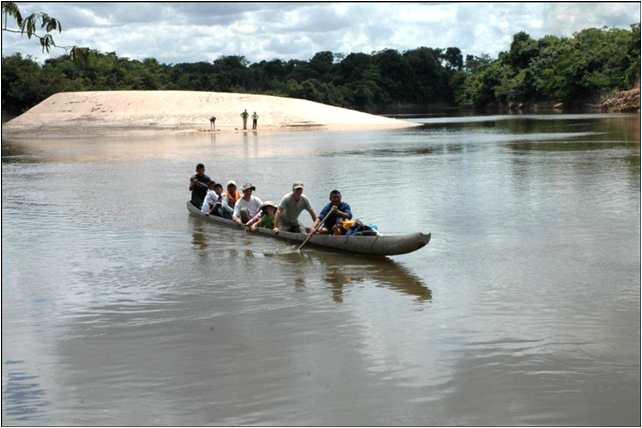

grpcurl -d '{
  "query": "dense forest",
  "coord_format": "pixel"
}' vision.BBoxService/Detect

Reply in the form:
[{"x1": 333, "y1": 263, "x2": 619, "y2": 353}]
[{"x1": 2, "y1": 24, "x2": 639, "y2": 117}]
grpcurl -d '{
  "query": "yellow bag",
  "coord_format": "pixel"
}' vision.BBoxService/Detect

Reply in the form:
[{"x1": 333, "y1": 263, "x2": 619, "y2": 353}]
[
  {"x1": 333, "y1": 219, "x2": 356, "y2": 235},
  {"x1": 340, "y1": 220, "x2": 356, "y2": 229}
]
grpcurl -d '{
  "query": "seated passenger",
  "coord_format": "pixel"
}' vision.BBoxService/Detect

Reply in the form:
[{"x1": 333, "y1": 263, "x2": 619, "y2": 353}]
[
  {"x1": 246, "y1": 201, "x2": 278, "y2": 232},
  {"x1": 233, "y1": 183, "x2": 263, "y2": 225},
  {"x1": 315, "y1": 189, "x2": 352, "y2": 234},
  {"x1": 220, "y1": 180, "x2": 241, "y2": 219},
  {"x1": 201, "y1": 181, "x2": 224, "y2": 216}
]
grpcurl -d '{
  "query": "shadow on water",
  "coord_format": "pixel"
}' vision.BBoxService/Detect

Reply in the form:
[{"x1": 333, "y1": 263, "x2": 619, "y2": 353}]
[
  {"x1": 189, "y1": 216, "x2": 431, "y2": 303},
  {"x1": 313, "y1": 250, "x2": 431, "y2": 303},
  {"x1": 190, "y1": 217, "x2": 210, "y2": 255},
  {"x1": 412, "y1": 114, "x2": 640, "y2": 138},
  {"x1": 2, "y1": 361, "x2": 50, "y2": 422},
  {"x1": 1, "y1": 139, "x2": 45, "y2": 163},
  {"x1": 269, "y1": 250, "x2": 431, "y2": 303}
]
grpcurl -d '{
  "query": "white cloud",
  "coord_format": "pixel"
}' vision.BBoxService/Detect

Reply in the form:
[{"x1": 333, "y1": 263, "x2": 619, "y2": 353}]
[{"x1": 2, "y1": 2, "x2": 639, "y2": 64}]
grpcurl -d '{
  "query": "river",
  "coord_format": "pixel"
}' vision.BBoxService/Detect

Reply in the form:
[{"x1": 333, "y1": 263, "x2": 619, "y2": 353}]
[{"x1": 2, "y1": 113, "x2": 640, "y2": 425}]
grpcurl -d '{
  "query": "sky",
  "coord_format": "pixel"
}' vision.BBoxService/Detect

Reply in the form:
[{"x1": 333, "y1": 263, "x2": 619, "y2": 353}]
[{"x1": 1, "y1": 2, "x2": 640, "y2": 64}]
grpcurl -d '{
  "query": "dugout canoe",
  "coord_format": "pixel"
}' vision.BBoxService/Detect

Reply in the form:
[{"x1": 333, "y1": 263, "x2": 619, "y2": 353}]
[{"x1": 187, "y1": 201, "x2": 431, "y2": 256}]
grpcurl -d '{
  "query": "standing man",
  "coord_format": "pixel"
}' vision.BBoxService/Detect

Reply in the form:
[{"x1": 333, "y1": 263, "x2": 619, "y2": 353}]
[
  {"x1": 273, "y1": 183, "x2": 318, "y2": 234},
  {"x1": 232, "y1": 183, "x2": 263, "y2": 225},
  {"x1": 315, "y1": 189, "x2": 352, "y2": 234},
  {"x1": 189, "y1": 163, "x2": 211, "y2": 208},
  {"x1": 209, "y1": 115, "x2": 216, "y2": 130},
  {"x1": 252, "y1": 111, "x2": 259, "y2": 130},
  {"x1": 241, "y1": 109, "x2": 249, "y2": 130}
]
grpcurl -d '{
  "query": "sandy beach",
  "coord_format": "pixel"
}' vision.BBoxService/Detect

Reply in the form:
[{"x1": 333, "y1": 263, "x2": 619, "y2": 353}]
[{"x1": 3, "y1": 90, "x2": 418, "y2": 136}]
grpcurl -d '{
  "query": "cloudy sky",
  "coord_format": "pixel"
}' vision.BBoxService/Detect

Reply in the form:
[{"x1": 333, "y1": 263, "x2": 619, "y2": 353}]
[{"x1": 2, "y1": 2, "x2": 639, "y2": 64}]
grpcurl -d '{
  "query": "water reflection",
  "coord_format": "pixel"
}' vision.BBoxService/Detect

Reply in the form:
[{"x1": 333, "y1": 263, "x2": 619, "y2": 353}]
[
  {"x1": 1, "y1": 139, "x2": 44, "y2": 163},
  {"x1": 190, "y1": 220, "x2": 209, "y2": 255},
  {"x1": 258, "y1": 246, "x2": 430, "y2": 303},
  {"x1": 2, "y1": 361, "x2": 49, "y2": 422},
  {"x1": 3, "y1": 113, "x2": 638, "y2": 425},
  {"x1": 506, "y1": 140, "x2": 635, "y2": 152},
  {"x1": 312, "y1": 251, "x2": 431, "y2": 303},
  {"x1": 435, "y1": 339, "x2": 641, "y2": 425},
  {"x1": 188, "y1": 216, "x2": 431, "y2": 303}
]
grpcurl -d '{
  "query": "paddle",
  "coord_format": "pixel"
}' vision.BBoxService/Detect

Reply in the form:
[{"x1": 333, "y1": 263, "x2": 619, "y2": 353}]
[{"x1": 297, "y1": 206, "x2": 336, "y2": 251}]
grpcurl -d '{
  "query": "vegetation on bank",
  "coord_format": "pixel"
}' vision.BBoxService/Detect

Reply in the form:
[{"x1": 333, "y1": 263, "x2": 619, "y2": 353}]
[{"x1": 2, "y1": 24, "x2": 639, "y2": 116}]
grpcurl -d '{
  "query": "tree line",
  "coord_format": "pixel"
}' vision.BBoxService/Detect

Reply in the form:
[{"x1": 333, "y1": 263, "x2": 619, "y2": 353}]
[{"x1": 2, "y1": 24, "x2": 639, "y2": 117}]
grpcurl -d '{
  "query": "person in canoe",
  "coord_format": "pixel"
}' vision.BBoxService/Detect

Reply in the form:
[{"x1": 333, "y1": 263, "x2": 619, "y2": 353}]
[
  {"x1": 220, "y1": 180, "x2": 241, "y2": 219},
  {"x1": 246, "y1": 201, "x2": 278, "y2": 232},
  {"x1": 201, "y1": 181, "x2": 224, "y2": 216},
  {"x1": 273, "y1": 182, "x2": 318, "y2": 234},
  {"x1": 232, "y1": 183, "x2": 263, "y2": 225},
  {"x1": 315, "y1": 189, "x2": 353, "y2": 234},
  {"x1": 189, "y1": 163, "x2": 211, "y2": 208}
]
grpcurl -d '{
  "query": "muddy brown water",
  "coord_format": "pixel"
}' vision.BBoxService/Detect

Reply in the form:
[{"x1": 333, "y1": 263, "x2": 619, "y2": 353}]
[{"x1": 2, "y1": 114, "x2": 640, "y2": 425}]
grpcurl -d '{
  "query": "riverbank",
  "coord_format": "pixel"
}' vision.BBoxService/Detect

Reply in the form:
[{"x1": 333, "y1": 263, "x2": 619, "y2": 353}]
[
  {"x1": 601, "y1": 86, "x2": 640, "y2": 113},
  {"x1": 2, "y1": 91, "x2": 418, "y2": 137}
]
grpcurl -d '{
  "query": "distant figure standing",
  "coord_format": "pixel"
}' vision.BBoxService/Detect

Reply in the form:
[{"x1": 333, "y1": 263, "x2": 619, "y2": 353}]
[
  {"x1": 209, "y1": 116, "x2": 216, "y2": 130},
  {"x1": 241, "y1": 109, "x2": 249, "y2": 130},
  {"x1": 252, "y1": 112, "x2": 259, "y2": 130}
]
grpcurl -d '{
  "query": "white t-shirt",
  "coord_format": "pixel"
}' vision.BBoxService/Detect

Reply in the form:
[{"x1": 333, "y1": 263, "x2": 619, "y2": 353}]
[
  {"x1": 233, "y1": 195, "x2": 263, "y2": 218},
  {"x1": 201, "y1": 190, "x2": 223, "y2": 214}
]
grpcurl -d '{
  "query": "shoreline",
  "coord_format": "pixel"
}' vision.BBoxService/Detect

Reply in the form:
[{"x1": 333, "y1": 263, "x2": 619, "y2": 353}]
[
  {"x1": 2, "y1": 122, "x2": 417, "y2": 140},
  {"x1": 2, "y1": 90, "x2": 419, "y2": 138}
]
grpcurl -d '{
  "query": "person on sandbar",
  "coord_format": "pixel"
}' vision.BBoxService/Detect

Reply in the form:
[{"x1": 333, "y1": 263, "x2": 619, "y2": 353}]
[
  {"x1": 273, "y1": 183, "x2": 318, "y2": 234},
  {"x1": 209, "y1": 115, "x2": 216, "y2": 130},
  {"x1": 241, "y1": 109, "x2": 249, "y2": 130},
  {"x1": 252, "y1": 111, "x2": 259, "y2": 130},
  {"x1": 232, "y1": 183, "x2": 263, "y2": 225}
]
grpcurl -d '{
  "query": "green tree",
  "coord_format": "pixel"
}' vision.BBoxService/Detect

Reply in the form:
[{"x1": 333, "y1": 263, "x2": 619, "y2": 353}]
[
  {"x1": 309, "y1": 51, "x2": 334, "y2": 77},
  {"x1": 625, "y1": 23, "x2": 640, "y2": 85},
  {"x1": 507, "y1": 31, "x2": 539, "y2": 69},
  {"x1": 1, "y1": 2, "x2": 89, "y2": 63}
]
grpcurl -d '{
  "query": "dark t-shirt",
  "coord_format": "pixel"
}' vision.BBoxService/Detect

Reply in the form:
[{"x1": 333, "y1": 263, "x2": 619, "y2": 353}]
[{"x1": 190, "y1": 173, "x2": 211, "y2": 207}]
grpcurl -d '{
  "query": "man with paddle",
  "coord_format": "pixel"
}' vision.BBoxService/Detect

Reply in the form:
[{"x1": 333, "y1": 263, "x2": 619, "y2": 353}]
[{"x1": 314, "y1": 189, "x2": 352, "y2": 234}]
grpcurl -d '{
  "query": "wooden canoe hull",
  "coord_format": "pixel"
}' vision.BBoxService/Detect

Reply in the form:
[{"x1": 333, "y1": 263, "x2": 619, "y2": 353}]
[{"x1": 187, "y1": 201, "x2": 430, "y2": 256}]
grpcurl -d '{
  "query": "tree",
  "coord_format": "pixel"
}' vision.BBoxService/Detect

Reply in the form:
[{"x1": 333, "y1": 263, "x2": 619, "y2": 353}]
[
  {"x1": 3, "y1": 24, "x2": 639, "y2": 115},
  {"x1": 2, "y1": 2, "x2": 89, "y2": 64},
  {"x1": 443, "y1": 47, "x2": 463, "y2": 71},
  {"x1": 464, "y1": 54, "x2": 492, "y2": 73},
  {"x1": 309, "y1": 51, "x2": 334, "y2": 77},
  {"x1": 625, "y1": 23, "x2": 641, "y2": 86},
  {"x1": 507, "y1": 31, "x2": 539, "y2": 69}
]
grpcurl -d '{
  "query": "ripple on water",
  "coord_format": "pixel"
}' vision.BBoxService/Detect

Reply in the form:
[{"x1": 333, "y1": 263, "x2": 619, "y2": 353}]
[
  {"x1": 2, "y1": 361, "x2": 50, "y2": 423},
  {"x1": 2, "y1": 115, "x2": 639, "y2": 425}
]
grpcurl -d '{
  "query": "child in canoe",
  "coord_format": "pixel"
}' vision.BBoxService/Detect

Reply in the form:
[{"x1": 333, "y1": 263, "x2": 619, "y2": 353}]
[{"x1": 246, "y1": 201, "x2": 278, "y2": 232}]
